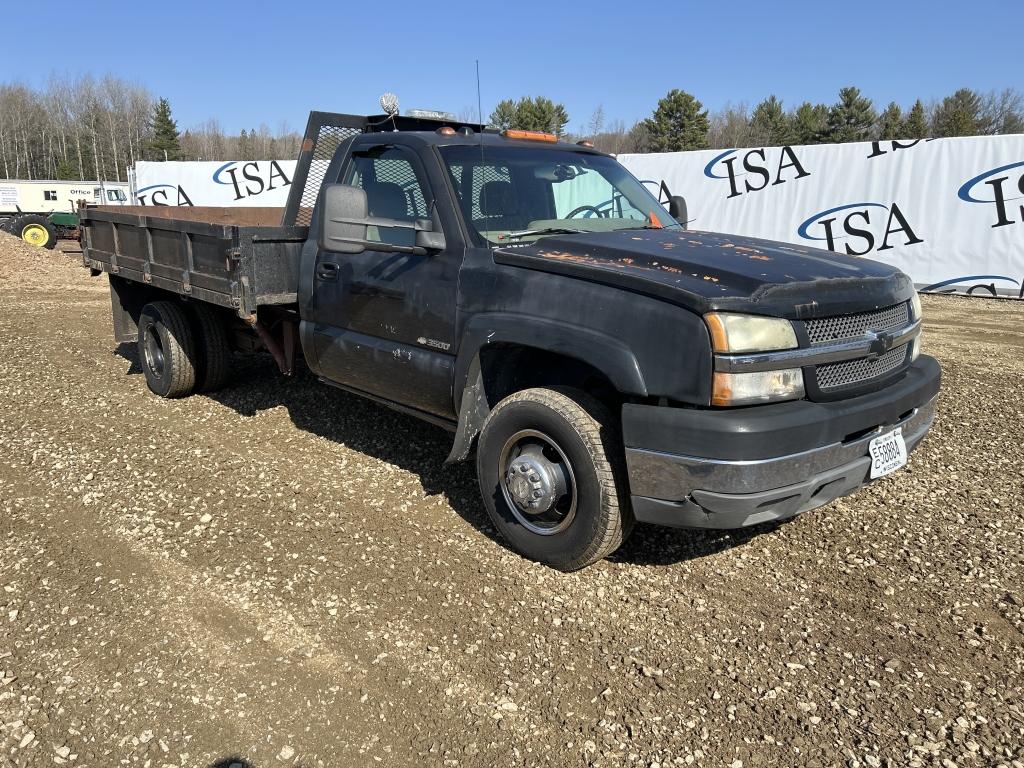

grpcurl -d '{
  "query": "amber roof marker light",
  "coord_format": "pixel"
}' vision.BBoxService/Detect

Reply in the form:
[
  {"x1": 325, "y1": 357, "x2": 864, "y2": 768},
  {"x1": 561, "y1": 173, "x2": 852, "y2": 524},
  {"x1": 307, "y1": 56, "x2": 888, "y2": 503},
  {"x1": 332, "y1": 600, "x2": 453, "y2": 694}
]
[{"x1": 501, "y1": 129, "x2": 557, "y2": 142}]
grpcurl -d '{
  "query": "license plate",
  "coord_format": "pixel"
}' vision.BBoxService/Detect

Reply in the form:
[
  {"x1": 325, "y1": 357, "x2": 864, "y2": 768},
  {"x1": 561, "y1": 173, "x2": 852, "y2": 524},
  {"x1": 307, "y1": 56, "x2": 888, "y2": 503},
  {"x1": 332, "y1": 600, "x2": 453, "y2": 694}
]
[{"x1": 868, "y1": 427, "x2": 907, "y2": 479}]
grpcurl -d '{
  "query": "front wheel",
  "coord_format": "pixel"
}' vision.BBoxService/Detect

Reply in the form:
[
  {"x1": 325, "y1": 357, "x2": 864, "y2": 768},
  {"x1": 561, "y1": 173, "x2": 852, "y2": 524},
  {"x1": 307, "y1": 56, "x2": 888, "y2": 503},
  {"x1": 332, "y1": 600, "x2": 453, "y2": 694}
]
[{"x1": 476, "y1": 387, "x2": 633, "y2": 571}]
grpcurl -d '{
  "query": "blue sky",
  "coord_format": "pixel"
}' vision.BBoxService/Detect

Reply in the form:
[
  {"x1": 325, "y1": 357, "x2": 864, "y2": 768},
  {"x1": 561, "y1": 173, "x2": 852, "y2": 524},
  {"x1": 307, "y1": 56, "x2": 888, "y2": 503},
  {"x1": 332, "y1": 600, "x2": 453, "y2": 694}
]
[{"x1": 6, "y1": 0, "x2": 1023, "y2": 135}]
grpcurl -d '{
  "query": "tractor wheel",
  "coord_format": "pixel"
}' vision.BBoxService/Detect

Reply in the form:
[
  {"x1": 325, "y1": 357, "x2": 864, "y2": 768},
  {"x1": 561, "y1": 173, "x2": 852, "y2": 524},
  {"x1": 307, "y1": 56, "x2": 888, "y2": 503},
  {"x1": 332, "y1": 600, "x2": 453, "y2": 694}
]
[{"x1": 14, "y1": 215, "x2": 58, "y2": 249}]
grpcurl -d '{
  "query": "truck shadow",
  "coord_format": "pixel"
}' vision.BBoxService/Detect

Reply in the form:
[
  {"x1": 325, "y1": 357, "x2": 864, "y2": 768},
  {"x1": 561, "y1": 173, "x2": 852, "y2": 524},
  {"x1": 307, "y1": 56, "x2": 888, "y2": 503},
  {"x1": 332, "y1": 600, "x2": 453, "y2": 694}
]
[{"x1": 114, "y1": 345, "x2": 770, "y2": 567}]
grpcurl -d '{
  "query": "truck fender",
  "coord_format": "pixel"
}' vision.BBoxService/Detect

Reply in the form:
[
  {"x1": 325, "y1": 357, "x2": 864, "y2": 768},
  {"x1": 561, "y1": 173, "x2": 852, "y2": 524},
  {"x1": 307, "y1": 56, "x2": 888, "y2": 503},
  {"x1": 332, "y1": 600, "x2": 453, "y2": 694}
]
[{"x1": 444, "y1": 313, "x2": 647, "y2": 464}]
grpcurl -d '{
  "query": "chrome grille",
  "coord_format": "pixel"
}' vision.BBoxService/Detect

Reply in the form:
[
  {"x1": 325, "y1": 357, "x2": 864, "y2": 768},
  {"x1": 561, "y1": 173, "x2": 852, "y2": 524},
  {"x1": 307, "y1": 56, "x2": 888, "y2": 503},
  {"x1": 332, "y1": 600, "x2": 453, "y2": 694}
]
[
  {"x1": 805, "y1": 302, "x2": 909, "y2": 345},
  {"x1": 815, "y1": 345, "x2": 910, "y2": 391}
]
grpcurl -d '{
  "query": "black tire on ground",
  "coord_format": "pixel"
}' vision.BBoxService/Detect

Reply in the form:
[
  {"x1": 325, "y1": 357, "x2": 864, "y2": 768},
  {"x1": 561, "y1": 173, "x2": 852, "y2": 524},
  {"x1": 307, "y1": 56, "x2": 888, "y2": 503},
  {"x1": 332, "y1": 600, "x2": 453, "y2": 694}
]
[
  {"x1": 137, "y1": 301, "x2": 198, "y2": 398},
  {"x1": 13, "y1": 214, "x2": 57, "y2": 249},
  {"x1": 186, "y1": 303, "x2": 233, "y2": 392},
  {"x1": 0, "y1": 217, "x2": 17, "y2": 234},
  {"x1": 476, "y1": 387, "x2": 634, "y2": 571}
]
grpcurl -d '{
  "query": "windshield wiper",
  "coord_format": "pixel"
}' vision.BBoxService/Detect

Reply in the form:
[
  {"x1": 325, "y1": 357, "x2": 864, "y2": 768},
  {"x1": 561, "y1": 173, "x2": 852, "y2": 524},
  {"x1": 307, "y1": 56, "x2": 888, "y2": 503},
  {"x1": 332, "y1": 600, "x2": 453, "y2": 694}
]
[
  {"x1": 614, "y1": 223, "x2": 679, "y2": 232},
  {"x1": 499, "y1": 226, "x2": 587, "y2": 242}
]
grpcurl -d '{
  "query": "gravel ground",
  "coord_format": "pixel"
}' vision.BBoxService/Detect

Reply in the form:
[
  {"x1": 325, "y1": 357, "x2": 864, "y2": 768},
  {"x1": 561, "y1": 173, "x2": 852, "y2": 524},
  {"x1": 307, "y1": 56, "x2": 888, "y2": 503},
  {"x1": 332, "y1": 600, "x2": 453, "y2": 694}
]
[{"x1": 0, "y1": 232, "x2": 1022, "y2": 768}]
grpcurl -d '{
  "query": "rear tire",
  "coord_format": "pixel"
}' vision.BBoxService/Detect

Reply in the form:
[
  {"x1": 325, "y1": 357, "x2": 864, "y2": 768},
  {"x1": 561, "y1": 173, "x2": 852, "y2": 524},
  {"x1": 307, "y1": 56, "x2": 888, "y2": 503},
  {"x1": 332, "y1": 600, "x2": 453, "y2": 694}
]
[
  {"x1": 187, "y1": 303, "x2": 233, "y2": 392},
  {"x1": 476, "y1": 387, "x2": 633, "y2": 571},
  {"x1": 14, "y1": 214, "x2": 57, "y2": 249},
  {"x1": 137, "y1": 301, "x2": 197, "y2": 398}
]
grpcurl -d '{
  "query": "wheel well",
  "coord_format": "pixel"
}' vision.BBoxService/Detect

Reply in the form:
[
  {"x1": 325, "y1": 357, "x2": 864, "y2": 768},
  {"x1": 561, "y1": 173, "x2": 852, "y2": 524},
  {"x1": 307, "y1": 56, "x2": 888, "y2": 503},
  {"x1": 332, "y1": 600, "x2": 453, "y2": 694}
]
[{"x1": 478, "y1": 343, "x2": 621, "y2": 413}]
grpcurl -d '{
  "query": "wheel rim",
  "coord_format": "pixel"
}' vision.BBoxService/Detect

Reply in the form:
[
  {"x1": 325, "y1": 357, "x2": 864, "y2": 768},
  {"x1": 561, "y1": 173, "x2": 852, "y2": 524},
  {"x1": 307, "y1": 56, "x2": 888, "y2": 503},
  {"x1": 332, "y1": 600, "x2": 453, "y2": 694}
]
[
  {"x1": 498, "y1": 429, "x2": 577, "y2": 536},
  {"x1": 21, "y1": 223, "x2": 49, "y2": 247},
  {"x1": 143, "y1": 326, "x2": 165, "y2": 379}
]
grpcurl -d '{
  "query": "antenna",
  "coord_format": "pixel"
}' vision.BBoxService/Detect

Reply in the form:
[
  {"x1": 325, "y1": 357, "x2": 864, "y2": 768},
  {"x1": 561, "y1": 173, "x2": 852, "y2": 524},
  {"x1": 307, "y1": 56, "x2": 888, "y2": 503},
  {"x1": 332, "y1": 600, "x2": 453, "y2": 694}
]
[{"x1": 476, "y1": 60, "x2": 491, "y2": 247}]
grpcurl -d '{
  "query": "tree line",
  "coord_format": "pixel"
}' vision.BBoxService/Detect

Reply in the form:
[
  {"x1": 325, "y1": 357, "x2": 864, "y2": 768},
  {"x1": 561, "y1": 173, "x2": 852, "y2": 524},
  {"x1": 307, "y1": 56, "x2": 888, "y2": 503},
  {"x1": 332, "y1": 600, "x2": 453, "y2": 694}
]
[
  {"x1": 2, "y1": 77, "x2": 1021, "y2": 183},
  {"x1": 0, "y1": 77, "x2": 302, "y2": 181},
  {"x1": 491, "y1": 87, "x2": 1024, "y2": 154}
]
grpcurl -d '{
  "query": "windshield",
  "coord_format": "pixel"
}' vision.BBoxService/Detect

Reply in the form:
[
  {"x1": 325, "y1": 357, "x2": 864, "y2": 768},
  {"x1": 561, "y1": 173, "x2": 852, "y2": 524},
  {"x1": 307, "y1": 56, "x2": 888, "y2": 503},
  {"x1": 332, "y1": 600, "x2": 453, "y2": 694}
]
[{"x1": 439, "y1": 145, "x2": 679, "y2": 246}]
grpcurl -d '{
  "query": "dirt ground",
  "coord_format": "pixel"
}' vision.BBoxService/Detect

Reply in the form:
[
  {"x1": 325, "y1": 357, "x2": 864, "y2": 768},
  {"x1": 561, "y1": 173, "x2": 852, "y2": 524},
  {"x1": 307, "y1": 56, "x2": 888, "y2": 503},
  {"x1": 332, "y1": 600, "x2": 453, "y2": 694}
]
[{"x1": 0, "y1": 233, "x2": 1022, "y2": 768}]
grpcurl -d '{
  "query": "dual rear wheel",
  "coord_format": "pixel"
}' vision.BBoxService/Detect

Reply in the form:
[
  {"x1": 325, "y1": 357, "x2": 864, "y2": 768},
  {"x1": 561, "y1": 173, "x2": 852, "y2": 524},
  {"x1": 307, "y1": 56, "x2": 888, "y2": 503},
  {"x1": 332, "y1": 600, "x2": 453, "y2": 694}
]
[{"x1": 137, "y1": 301, "x2": 232, "y2": 398}]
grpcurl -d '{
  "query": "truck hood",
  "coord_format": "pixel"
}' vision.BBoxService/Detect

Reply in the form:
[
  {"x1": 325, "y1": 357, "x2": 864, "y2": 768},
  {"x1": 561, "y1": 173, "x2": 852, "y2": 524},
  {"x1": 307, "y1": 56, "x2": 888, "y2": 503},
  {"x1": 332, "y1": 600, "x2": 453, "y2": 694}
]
[{"x1": 492, "y1": 228, "x2": 913, "y2": 319}]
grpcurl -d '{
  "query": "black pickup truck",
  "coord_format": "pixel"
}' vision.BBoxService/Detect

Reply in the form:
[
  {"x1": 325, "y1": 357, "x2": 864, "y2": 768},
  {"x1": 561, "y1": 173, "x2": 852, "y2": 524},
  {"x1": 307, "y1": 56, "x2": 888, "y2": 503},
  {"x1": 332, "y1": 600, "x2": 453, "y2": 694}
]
[{"x1": 81, "y1": 109, "x2": 940, "y2": 570}]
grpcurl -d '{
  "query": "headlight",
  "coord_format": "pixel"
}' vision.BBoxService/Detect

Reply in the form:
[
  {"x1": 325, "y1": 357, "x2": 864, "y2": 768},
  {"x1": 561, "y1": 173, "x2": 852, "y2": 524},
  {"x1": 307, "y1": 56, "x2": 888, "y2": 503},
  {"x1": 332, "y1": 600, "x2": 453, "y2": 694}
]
[
  {"x1": 712, "y1": 369, "x2": 805, "y2": 407},
  {"x1": 705, "y1": 313, "x2": 798, "y2": 354},
  {"x1": 910, "y1": 292, "x2": 923, "y2": 321}
]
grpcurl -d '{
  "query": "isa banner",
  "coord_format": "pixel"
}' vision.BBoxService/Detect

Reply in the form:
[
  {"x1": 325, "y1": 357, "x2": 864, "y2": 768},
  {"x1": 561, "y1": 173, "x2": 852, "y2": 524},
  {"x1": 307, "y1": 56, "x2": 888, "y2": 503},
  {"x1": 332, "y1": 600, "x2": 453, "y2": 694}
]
[
  {"x1": 618, "y1": 136, "x2": 1024, "y2": 297},
  {"x1": 132, "y1": 160, "x2": 297, "y2": 207}
]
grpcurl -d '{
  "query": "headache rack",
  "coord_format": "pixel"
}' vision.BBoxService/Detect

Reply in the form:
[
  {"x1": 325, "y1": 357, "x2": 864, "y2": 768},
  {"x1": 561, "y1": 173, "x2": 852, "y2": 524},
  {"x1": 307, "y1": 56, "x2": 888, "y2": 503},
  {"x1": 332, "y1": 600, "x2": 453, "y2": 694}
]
[{"x1": 282, "y1": 111, "x2": 486, "y2": 227}]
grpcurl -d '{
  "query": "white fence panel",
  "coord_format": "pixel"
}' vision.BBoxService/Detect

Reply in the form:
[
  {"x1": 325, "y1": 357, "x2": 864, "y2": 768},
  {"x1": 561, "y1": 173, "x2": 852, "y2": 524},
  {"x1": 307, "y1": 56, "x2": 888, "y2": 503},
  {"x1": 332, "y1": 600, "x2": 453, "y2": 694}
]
[{"x1": 619, "y1": 136, "x2": 1024, "y2": 296}]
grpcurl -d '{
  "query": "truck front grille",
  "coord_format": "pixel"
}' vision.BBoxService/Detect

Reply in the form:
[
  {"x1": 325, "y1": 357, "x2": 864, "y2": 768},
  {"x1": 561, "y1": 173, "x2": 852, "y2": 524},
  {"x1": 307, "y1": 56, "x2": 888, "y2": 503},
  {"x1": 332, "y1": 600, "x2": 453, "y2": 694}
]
[
  {"x1": 814, "y1": 345, "x2": 910, "y2": 391},
  {"x1": 805, "y1": 302, "x2": 909, "y2": 345}
]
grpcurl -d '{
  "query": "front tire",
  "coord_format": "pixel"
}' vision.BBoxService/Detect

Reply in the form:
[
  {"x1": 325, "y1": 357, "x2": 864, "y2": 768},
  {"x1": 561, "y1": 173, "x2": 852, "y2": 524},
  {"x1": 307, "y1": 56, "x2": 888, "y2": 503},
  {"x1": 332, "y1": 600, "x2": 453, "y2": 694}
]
[
  {"x1": 476, "y1": 387, "x2": 633, "y2": 571},
  {"x1": 137, "y1": 301, "x2": 197, "y2": 398}
]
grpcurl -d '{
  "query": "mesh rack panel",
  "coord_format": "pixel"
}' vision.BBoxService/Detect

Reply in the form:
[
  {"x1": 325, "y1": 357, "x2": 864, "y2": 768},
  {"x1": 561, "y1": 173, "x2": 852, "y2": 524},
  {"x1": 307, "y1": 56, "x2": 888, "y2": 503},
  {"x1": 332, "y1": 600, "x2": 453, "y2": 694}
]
[
  {"x1": 814, "y1": 345, "x2": 910, "y2": 391},
  {"x1": 804, "y1": 302, "x2": 909, "y2": 345},
  {"x1": 292, "y1": 123, "x2": 363, "y2": 226}
]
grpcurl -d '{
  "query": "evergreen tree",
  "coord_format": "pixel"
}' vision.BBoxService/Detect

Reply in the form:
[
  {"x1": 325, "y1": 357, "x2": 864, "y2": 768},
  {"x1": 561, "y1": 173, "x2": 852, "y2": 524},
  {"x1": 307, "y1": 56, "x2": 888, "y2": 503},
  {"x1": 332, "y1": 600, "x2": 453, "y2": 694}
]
[
  {"x1": 488, "y1": 97, "x2": 569, "y2": 136},
  {"x1": 147, "y1": 97, "x2": 180, "y2": 160},
  {"x1": 825, "y1": 87, "x2": 877, "y2": 143},
  {"x1": 750, "y1": 95, "x2": 790, "y2": 145},
  {"x1": 238, "y1": 128, "x2": 253, "y2": 159},
  {"x1": 788, "y1": 102, "x2": 829, "y2": 145},
  {"x1": 877, "y1": 102, "x2": 903, "y2": 140},
  {"x1": 932, "y1": 88, "x2": 984, "y2": 137},
  {"x1": 642, "y1": 89, "x2": 710, "y2": 152},
  {"x1": 55, "y1": 158, "x2": 78, "y2": 180},
  {"x1": 489, "y1": 99, "x2": 517, "y2": 130},
  {"x1": 901, "y1": 100, "x2": 929, "y2": 139}
]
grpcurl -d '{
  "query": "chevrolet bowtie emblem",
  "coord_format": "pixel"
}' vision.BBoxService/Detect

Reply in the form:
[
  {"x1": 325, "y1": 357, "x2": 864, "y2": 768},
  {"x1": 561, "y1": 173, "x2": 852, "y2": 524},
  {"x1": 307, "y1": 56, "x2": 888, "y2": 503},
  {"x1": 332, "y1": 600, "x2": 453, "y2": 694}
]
[{"x1": 866, "y1": 330, "x2": 895, "y2": 357}]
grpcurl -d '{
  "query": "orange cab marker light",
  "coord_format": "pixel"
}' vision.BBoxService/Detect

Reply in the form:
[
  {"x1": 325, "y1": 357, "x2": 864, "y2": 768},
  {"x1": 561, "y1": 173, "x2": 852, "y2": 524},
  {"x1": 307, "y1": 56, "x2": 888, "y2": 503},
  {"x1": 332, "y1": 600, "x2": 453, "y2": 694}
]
[
  {"x1": 501, "y1": 129, "x2": 557, "y2": 142},
  {"x1": 436, "y1": 126, "x2": 456, "y2": 135},
  {"x1": 576, "y1": 139, "x2": 594, "y2": 147}
]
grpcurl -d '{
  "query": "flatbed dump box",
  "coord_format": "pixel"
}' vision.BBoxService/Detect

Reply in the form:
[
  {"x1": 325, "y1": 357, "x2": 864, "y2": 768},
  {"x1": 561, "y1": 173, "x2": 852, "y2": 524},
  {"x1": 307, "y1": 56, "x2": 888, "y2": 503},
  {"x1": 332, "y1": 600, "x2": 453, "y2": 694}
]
[{"x1": 81, "y1": 205, "x2": 307, "y2": 318}]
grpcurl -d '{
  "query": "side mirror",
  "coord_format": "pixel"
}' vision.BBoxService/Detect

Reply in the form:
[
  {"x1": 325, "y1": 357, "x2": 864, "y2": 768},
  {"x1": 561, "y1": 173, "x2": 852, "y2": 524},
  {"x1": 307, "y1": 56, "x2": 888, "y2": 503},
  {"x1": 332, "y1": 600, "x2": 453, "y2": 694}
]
[
  {"x1": 414, "y1": 219, "x2": 446, "y2": 252},
  {"x1": 668, "y1": 195, "x2": 688, "y2": 229},
  {"x1": 319, "y1": 184, "x2": 368, "y2": 253}
]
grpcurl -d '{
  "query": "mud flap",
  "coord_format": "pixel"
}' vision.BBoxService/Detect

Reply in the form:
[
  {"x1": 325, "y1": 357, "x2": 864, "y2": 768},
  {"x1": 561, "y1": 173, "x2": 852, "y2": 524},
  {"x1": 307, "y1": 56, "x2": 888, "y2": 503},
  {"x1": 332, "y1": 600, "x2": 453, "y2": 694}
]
[{"x1": 445, "y1": 355, "x2": 489, "y2": 464}]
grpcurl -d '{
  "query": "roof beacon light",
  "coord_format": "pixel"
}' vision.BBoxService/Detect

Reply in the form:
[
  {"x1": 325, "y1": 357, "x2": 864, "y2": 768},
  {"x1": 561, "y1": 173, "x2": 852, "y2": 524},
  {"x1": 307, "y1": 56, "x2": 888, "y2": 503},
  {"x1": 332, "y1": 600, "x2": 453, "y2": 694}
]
[{"x1": 502, "y1": 129, "x2": 557, "y2": 143}]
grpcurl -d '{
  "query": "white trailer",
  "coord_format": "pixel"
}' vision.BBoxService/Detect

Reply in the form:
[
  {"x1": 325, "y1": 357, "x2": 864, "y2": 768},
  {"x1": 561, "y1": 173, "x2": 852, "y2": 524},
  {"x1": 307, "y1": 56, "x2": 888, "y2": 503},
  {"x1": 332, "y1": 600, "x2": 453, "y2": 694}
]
[{"x1": 0, "y1": 180, "x2": 130, "y2": 248}]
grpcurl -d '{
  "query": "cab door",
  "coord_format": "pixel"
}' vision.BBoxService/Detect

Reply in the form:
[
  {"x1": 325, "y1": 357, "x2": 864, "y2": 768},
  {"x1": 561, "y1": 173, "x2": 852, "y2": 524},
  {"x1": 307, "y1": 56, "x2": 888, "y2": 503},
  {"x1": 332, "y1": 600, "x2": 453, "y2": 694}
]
[{"x1": 306, "y1": 144, "x2": 462, "y2": 420}]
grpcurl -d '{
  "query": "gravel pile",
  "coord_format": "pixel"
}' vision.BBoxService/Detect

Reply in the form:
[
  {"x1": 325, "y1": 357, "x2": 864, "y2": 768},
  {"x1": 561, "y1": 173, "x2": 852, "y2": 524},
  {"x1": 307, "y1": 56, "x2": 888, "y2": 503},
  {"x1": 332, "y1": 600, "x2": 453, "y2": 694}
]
[{"x1": 0, "y1": 241, "x2": 1021, "y2": 767}]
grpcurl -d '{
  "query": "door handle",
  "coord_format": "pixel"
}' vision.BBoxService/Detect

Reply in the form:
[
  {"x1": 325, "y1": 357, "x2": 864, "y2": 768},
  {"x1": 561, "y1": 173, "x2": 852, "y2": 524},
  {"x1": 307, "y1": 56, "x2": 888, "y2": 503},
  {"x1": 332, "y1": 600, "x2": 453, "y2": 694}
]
[{"x1": 316, "y1": 261, "x2": 340, "y2": 281}]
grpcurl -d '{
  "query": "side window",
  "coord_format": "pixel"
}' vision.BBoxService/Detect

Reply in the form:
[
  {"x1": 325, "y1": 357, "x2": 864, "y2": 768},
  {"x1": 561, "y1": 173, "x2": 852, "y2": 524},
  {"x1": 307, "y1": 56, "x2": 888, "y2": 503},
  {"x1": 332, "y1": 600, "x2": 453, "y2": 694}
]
[
  {"x1": 107, "y1": 190, "x2": 119, "y2": 202},
  {"x1": 44, "y1": 190, "x2": 58, "y2": 201},
  {"x1": 343, "y1": 147, "x2": 431, "y2": 247}
]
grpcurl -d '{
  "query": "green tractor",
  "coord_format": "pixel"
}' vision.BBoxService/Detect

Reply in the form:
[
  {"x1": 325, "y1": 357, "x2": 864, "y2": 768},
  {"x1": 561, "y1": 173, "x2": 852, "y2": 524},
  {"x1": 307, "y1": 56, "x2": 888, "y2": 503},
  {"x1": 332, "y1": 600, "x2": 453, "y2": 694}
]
[{"x1": 0, "y1": 212, "x2": 78, "y2": 249}]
